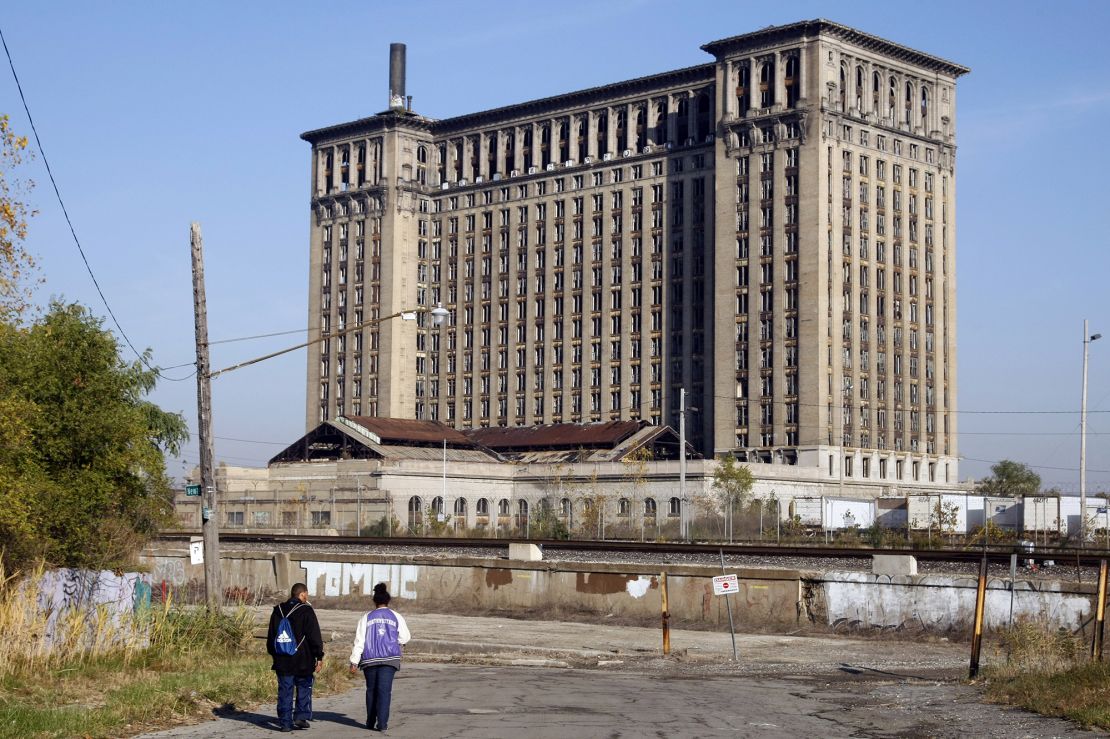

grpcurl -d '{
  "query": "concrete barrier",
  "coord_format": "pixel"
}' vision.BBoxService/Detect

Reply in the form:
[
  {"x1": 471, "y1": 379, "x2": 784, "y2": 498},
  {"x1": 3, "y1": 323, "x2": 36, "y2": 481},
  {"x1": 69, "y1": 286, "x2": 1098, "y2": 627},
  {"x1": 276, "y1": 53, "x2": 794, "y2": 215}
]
[
  {"x1": 508, "y1": 542, "x2": 543, "y2": 561},
  {"x1": 872, "y1": 554, "x2": 917, "y2": 576},
  {"x1": 138, "y1": 546, "x2": 1097, "y2": 634}
]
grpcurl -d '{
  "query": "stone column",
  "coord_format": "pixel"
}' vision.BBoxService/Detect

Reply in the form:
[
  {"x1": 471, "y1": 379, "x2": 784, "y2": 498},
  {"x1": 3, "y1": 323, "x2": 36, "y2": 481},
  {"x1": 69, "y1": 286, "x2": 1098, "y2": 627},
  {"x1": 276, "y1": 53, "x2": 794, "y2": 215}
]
[
  {"x1": 748, "y1": 57, "x2": 762, "y2": 115},
  {"x1": 775, "y1": 51, "x2": 787, "y2": 111},
  {"x1": 605, "y1": 107, "x2": 617, "y2": 158}
]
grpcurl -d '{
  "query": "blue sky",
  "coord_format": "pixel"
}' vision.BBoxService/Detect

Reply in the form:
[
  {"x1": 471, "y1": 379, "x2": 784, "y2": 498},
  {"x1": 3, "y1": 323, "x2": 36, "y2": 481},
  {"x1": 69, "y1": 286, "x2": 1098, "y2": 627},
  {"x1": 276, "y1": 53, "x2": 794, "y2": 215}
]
[{"x1": 2, "y1": 1, "x2": 1108, "y2": 490}]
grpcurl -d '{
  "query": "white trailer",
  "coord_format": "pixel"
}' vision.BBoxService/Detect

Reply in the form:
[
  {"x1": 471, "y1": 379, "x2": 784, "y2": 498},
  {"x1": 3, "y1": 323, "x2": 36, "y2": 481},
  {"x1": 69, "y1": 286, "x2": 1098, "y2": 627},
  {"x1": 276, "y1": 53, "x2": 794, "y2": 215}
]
[
  {"x1": 907, "y1": 494, "x2": 981, "y2": 534},
  {"x1": 875, "y1": 497, "x2": 907, "y2": 528},
  {"x1": 823, "y1": 497, "x2": 876, "y2": 530},
  {"x1": 1023, "y1": 496, "x2": 1063, "y2": 536},
  {"x1": 984, "y1": 497, "x2": 1021, "y2": 530}
]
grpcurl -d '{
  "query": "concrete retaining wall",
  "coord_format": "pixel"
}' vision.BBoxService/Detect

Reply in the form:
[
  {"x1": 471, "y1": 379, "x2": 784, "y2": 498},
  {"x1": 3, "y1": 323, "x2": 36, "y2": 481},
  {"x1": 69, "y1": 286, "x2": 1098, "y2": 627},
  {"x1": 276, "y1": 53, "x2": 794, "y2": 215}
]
[{"x1": 138, "y1": 547, "x2": 1097, "y2": 634}]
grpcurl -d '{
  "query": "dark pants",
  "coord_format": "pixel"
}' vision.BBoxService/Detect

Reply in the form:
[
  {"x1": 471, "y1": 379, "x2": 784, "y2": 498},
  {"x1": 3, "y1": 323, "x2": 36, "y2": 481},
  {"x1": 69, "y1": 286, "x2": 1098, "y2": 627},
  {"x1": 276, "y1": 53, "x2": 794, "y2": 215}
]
[
  {"x1": 364, "y1": 665, "x2": 397, "y2": 730},
  {"x1": 276, "y1": 673, "x2": 314, "y2": 728}
]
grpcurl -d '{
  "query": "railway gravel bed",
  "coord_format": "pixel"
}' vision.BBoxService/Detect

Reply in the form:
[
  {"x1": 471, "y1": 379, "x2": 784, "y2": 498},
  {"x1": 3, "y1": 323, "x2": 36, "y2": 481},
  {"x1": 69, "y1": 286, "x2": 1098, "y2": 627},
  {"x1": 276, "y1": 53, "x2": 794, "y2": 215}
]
[{"x1": 180, "y1": 539, "x2": 1097, "y2": 580}]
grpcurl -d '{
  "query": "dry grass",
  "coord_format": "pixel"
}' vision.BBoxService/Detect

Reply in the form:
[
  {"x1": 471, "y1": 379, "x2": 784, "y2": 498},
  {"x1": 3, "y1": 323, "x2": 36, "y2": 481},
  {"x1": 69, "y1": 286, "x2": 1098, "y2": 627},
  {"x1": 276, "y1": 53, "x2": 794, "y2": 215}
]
[
  {"x1": 983, "y1": 621, "x2": 1110, "y2": 729},
  {"x1": 0, "y1": 565, "x2": 357, "y2": 737}
]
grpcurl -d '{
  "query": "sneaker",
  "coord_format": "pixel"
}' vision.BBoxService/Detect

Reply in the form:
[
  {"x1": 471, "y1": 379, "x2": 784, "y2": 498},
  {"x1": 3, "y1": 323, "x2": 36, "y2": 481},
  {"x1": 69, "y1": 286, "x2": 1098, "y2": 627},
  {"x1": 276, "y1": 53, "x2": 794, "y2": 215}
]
[
  {"x1": 293, "y1": 719, "x2": 310, "y2": 729},
  {"x1": 280, "y1": 727, "x2": 294, "y2": 733}
]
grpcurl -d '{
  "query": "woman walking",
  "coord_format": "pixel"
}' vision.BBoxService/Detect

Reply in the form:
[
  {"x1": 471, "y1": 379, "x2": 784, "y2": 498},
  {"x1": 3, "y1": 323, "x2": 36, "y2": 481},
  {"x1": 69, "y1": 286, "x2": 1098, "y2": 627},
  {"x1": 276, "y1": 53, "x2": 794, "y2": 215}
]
[{"x1": 349, "y1": 582, "x2": 411, "y2": 732}]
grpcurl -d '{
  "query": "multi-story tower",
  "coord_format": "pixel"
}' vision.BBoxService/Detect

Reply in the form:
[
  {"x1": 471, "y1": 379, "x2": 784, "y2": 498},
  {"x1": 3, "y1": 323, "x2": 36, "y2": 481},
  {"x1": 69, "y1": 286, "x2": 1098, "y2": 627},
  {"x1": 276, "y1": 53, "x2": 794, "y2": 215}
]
[{"x1": 301, "y1": 21, "x2": 968, "y2": 487}]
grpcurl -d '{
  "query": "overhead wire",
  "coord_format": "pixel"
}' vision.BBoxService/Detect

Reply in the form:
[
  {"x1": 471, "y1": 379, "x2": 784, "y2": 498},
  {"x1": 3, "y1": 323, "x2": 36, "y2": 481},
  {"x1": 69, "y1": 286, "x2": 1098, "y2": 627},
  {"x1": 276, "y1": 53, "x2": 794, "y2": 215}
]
[{"x1": 0, "y1": 24, "x2": 193, "y2": 382}]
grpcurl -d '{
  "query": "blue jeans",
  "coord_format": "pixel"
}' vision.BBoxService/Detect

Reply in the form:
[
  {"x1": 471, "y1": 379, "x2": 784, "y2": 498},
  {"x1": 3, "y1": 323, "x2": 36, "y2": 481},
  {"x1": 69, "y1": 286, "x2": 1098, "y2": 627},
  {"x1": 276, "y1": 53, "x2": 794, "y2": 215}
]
[
  {"x1": 276, "y1": 673, "x2": 314, "y2": 728},
  {"x1": 364, "y1": 665, "x2": 397, "y2": 730}
]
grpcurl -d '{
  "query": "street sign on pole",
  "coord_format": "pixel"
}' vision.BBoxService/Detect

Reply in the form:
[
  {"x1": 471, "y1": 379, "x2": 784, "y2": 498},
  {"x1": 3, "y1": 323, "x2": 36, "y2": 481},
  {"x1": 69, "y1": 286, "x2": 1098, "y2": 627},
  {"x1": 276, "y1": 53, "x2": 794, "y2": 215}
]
[
  {"x1": 712, "y1": 574, "x2": 739, "y2": 596},
  {"x1": 185, "y1": 484, "x2": 202, "y2": 497}
]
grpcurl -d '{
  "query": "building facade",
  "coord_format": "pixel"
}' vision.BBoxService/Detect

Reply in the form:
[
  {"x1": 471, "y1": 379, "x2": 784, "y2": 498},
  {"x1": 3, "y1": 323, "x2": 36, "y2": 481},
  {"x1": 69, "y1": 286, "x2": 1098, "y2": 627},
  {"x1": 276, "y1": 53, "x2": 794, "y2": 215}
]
[{"x1": 301, "y1": 20, "x2": 968, "y2": 490}]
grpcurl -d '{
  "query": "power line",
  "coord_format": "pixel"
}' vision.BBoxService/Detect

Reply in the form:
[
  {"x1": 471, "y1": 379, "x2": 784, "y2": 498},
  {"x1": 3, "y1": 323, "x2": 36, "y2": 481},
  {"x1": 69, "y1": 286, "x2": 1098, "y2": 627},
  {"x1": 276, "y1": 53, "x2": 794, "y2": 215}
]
[
  {"x1": 209, "y1": 327, "x2": 311, "y2": 346},
  {"x1": 0, "y1": 24, "x2": 193, "y2": 383}
]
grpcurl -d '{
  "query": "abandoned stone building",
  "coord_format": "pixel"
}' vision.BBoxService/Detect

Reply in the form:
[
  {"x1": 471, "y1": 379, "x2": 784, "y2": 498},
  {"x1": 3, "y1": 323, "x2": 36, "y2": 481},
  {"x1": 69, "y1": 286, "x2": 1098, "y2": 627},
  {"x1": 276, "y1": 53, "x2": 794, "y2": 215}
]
[
  {"x1": 298, "y1": 19, "x2": 968, "y2": 500},
  {"x1": 177, "y1": 416, "x2": 966, "y2": 537}
]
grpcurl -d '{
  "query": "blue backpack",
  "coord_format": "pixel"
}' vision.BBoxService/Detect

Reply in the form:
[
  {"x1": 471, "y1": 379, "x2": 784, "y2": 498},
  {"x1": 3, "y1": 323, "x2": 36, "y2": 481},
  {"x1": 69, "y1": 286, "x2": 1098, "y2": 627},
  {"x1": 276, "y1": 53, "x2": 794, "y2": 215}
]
[{"x1": 273, "y1": 603, "x2": 305, "y2": 656}]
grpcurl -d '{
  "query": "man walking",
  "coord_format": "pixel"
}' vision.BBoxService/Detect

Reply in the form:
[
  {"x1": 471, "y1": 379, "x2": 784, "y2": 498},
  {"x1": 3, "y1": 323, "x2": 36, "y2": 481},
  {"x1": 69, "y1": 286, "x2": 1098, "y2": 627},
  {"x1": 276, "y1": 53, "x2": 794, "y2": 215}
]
[{"x1": 267, "y1": 583, "x2": 324, "y2": 732}]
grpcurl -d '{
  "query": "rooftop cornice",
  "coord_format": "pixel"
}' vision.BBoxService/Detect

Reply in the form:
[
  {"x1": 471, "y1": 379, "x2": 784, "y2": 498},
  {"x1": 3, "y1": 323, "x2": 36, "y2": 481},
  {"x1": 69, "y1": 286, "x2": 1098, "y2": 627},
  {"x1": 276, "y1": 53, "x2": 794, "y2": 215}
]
[
  {"x1": 301, "y1": 110, "x2": 435, "y2": 145},
  {"x1": 702, "y1": 19, "x2": 970, "y2": 78},
  {"x1": 431, "y1": 62, "x2": 715, "y2": 136}
]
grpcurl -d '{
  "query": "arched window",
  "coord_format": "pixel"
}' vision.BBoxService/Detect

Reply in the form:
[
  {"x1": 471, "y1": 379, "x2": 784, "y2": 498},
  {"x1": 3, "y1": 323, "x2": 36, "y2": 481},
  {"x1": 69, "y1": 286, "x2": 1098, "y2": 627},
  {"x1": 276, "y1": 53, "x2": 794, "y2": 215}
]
[
  {"x1": 518, "y1": 499, "x2": 529, "y2": 516},
  {"x1": 668, "y1": 497, "x2": 681, "y2": 517},
  {"x1": 453, "y1": 140, "x2": 463, "y2": 180},
  {"x1": 454, "y1": 498, "x2": 467, "y2": 516},
  {"x1": 431, "y1": 496, "x2": 444, "y2": 515},
  {"x1": 581, "y1": 499, "x2": 593, "y2": 513},
  {"x1": 560, "y1": 497, "x2": 571, "y2": 516},
  {"x1": 407, "y1": 496, "x2": 423, "y2": 531},
  {"x1": 760, "y1": 62, "x2": 775, "y2": 107},
  {"x1": 905, "y1": 81, "x2": 914, "y2": 124},
  {"x1": 872, "y1": 71, "x2": 881, "y2": 113},
  {"x1": 784, "y1": 57, "x2": 799, "y2": 107},
  {"x1": 540, "y1": 124, "x2": 551, "y2": 167},
  {"x1": 487, "y1": 131, "x2": 498, "y2": 176},
  {"x1": 505, "y1": 131, "x2": 515, "y2": 171},
  {"x1": 577, "y1": 116, "x2": 588, "y2": 161},
  {"x1": 498, "y1": 498, "x2": 510, "y2": 516},
  {"x1": 736, "y1": 64, "x2": 750, "y2": 113},
  {"x1": 522, "y1": 128, "x2": 533, "y2": 169},
  {"x1": 644, "y1": 498, "x2": 657, "y2": 516},
  {"x1": 855, "y1": 65, "x2": 864, "y2": 111},
  {"x1": 595, "y1": 111, "x2": 608, "y2": 156},
  {"x1": 477, "y1": 498, "x2": 489, "y2": 516},
  {"x1": 695, "y1": 92, "x2": 711, "y2": 141},
  {"x1": 920, "y1": 86, "x2": 930, "y2": 121},
  {"x1": 676, "y1": 98, "x2": 688, "y2": 142},
  {"x1": 416, "y1": 146, "x2": 427, "y2": 164},
  {"x1": 618, "y1": 498, "x2": 631, "y2": 517},
  {"x1": 654, "y1": 101, "x2": 667, "y2": 144},
  {"x1": 888, "y1": 76, "x2": 897, "y2": 120},
  {"x1": 634, "y1": 105, "x2": 646, "y2": 150},
  {"x1": 437, "y1": 143, "x2": 446, "y2": 182},
  {"x1": 615, "y1": 109, "x2": 627, "y2": 152},
  {"x1": 558, "y1": 118, "x2": 570, "y2": 162}
]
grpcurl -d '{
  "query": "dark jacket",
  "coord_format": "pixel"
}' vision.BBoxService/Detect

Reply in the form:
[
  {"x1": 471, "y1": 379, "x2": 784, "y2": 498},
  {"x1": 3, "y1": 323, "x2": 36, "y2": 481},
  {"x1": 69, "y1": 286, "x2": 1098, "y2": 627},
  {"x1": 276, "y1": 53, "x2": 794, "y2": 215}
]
[{"x1": 267, "y1": 598, "x2": 324, "y2": 676}]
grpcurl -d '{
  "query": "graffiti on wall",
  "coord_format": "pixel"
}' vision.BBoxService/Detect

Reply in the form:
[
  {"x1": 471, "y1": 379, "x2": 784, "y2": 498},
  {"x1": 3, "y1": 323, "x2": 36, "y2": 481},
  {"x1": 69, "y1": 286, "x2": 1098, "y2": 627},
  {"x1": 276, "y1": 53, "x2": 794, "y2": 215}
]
[
  {"x1": 821, "y1": 572, "x2": 1091, "y2": 631},
  {"x1": 150, "y1": 557, "x2": 187, "y2": 586},
  {"x1": 36, "y1": 569, "x2": 150, "y2": 646},
  {"x1": 300, "y1": 561, "x2": 418, "y2": 599}
]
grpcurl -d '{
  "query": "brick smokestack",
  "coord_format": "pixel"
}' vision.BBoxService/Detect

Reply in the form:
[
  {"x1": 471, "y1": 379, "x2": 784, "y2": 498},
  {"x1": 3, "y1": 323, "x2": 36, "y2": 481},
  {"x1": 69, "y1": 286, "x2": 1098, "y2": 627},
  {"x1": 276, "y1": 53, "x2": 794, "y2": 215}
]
[{"x1": 389, "y1": 43, "x2": 406, "y2": 110}]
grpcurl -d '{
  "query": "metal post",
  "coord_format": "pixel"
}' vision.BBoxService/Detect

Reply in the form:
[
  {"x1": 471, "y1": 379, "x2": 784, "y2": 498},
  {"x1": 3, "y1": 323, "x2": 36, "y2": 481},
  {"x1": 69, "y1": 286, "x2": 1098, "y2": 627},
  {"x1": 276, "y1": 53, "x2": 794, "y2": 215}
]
[
  {"x1": 1093, "y1": 560, "x2": 1108, "y2": 660},
  {"x1": 679, "y1": 387, "x2": 687, "y2": 540},
  {"x1": 356, "y1": 477, "x2": 362, "y2": 535},
  {"x1": 660, "y1": 571, "x2": 671, "y2": 656},
  {"x1": 969, "y1": 554, "x2": 988, "y2": 678},
  {"x1": 1081, "y1": 320, "x2": 1101, "y2": 545},
  {"x1": 1008, "y1": 552, "x2": 1017, "y2": 628},
  {"x1": 190, "y1": 223, "x2": 221, "y2": 611},
  {"x1": 719, "y1": 548, "x2": 738, "y2": 661}
]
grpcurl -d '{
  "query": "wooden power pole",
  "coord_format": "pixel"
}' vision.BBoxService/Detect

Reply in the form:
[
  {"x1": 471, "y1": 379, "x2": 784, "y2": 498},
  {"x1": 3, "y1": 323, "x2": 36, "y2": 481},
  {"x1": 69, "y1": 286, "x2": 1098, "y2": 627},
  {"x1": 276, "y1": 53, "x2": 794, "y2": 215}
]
[{"x1": 190, "y1": 222, "x2": 221, "y2": 609}]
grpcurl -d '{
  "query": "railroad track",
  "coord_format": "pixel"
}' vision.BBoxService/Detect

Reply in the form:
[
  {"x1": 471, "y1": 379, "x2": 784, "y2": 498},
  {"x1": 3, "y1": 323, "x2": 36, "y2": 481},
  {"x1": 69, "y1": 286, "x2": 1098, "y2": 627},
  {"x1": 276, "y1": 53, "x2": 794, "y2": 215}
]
[{"x1": 154, "y1": 532, "x2": 1110, "y2": 567}]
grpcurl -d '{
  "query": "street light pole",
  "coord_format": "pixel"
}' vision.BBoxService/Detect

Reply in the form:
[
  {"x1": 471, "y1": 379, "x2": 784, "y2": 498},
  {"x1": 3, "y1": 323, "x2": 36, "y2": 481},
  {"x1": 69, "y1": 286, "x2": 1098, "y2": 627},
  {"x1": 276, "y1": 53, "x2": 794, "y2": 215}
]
[
  {"x1": 679, "y1": 388, "x2": 687, "y2": 540},
  {"x1": 1080, "y1": 320, "x2": 1102, "y2": 543}
]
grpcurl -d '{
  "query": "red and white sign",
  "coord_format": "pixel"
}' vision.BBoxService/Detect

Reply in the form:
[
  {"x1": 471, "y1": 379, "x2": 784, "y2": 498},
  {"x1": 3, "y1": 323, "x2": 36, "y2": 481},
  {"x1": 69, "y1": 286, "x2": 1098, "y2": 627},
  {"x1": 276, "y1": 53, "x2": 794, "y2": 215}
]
[{"x1": 712, "y1": 574, "x2": 738, "y2": 596}]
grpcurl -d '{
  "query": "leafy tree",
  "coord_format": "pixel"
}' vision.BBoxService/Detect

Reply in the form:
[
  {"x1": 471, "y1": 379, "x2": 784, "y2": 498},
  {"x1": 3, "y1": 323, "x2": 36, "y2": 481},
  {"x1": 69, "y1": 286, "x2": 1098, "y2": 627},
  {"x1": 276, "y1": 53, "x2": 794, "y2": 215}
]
[
  {"x1": 712, "y1": 454, "x2": 754, "y2": 540},
  {"x1": 0, "y1": 302, "x2": 188, "y2": 570},
  {"x1": 0, "y1": 114, "x2": 38, "y2": 321},
  {"x1": 712, "y1": 455, "x2": 754, "y2": 510},
  {"x1": 978, "y1": 460, "x2": 1041, "y2": 497}
]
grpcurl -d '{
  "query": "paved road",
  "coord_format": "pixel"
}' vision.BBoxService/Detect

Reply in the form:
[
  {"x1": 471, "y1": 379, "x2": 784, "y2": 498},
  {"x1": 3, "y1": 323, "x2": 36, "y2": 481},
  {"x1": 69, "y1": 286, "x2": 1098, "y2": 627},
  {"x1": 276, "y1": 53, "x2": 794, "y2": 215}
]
[
  {"x1": 141, "y1": 662, "x2": 1099, "y2": 738},
  {"x1": 138, "y1": 611, "x2": 1100, "y2": 738}
]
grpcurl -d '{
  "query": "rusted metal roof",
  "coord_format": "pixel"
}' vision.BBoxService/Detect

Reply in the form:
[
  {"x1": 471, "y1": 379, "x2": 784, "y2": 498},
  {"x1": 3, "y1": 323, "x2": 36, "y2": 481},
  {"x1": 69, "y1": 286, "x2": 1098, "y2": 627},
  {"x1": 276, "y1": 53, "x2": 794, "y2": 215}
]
[
  {"x1": 344, "y1": 416, "x2": 474, "y2": 446},
  {"x1": 463, "y1": 421, "x2": 647, "y2": 451}
]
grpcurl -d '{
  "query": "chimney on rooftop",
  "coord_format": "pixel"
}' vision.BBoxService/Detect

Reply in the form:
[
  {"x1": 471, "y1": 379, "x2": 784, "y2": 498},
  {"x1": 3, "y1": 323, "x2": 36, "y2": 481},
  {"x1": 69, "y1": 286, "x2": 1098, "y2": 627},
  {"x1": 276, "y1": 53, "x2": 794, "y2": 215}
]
[{"x1": 389, "y1": 43, "x2": 406, "y2": 111}]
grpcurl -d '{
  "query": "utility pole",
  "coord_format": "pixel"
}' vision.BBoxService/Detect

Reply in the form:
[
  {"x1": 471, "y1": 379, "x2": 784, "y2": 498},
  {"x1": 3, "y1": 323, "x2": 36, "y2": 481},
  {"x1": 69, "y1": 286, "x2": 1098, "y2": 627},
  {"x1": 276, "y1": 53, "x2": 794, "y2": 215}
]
[
  {"x1": 1081, "y1": 320, "x2": 1102, "y2": 544},
  {"x1": 190, "y1": 222, "x2": 221, "y2": 610},
  {"x1": 679, "y1": 388, "x2": 687, "y2": 540}
]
